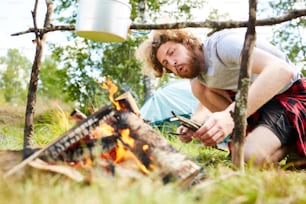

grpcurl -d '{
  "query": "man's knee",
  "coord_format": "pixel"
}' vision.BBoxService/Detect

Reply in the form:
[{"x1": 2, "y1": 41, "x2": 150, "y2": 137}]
[
  {"x1": 243, "y1": 145, "x2": 288, "y2": 167},
  {"x1": 243, "y1": 126, "x2": 285, "y2": 166},
  {"x1": 243, "y1": 146, "x2": 267, "y2": 166}
]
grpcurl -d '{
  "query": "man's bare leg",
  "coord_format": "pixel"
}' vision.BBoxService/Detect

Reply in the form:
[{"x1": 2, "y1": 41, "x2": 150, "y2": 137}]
[{"x1": 244, "y1": 126, "x2": 289, "y2": 167}]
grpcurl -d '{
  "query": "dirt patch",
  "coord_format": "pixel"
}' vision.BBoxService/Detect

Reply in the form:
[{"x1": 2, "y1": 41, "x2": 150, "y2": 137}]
[{"x1": 0, "y1": 150, "x2": 23, "y2": 174}]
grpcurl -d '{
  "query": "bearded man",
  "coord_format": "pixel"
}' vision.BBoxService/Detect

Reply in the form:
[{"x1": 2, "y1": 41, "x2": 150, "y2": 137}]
[{"x1": 136, "y1": 29, "x2": 306, "y2": 167}]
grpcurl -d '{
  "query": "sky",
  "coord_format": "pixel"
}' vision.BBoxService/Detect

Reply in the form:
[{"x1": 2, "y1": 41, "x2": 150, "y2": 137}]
[
  {"x1": 0, "y1": 0, "x2": 272, "y2": 61},
  {"x1": 0, "y1": 1, "x2": 41, "y2": 58},
  {"x1": 0, "y1": 0, "x2": 66, "y2": 60}
]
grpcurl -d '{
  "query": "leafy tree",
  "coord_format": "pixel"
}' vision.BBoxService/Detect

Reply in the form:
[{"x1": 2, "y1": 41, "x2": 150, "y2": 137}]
[
  {"x1": 262, "y1": 0, "x2": 306, "y2": 75},
  {"x1": 38, "y1": 56, "x2": 69, "y2": 100},
  {"x1": 50, "y1": 40, "x2": 108, "y2": 112},
  {"x1": 100, "y1": 35, "x2": 147, "y2": 105},
  {"x1": 0, "y1": 49, "x2": 31, "y2": 103}
]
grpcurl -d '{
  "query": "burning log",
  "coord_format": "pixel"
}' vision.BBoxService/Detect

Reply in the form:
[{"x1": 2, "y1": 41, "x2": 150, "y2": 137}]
[
  {"x1": 4, "y1": 79, "x2": 204, "y2": 188},
  {"x1": 109, "y1": 110, "x2": 203, "y2": 186},
  {"x1": 4, "y1": 105, "x2": 203, "y2": 187},
  {"x1": 115, "y1": 91, "x2": 140, "y2": 116}
]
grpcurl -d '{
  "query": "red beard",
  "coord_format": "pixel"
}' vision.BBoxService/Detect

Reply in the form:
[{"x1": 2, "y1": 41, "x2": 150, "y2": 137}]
[{"x1": 178, "y1": 49, "x2": 202, "y2": 79}]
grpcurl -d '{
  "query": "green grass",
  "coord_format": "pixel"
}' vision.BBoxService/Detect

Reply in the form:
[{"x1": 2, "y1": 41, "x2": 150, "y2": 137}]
[
  {"x1": 1, "y1": 162, "x2": 305, "y2": 204},
  {"x1": 0, "y1": 105, "x2": 306, "y2": 204}
]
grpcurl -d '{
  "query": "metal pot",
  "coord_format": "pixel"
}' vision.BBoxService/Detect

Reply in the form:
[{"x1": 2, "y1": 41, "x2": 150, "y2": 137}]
[{"x1": 76, "y1": 0, "x2": 131, "y2": 42}]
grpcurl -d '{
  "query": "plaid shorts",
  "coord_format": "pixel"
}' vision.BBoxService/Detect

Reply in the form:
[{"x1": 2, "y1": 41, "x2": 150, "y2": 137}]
[
  {"x1": 247, "y1": 99, "x2": 295, "y2": 146},
  {"x1": 229, "y1": 77, "x2": 306, "y2": 156},
  {"x1": 248, "y1": 78, "x2": 306, "y2": 156}
]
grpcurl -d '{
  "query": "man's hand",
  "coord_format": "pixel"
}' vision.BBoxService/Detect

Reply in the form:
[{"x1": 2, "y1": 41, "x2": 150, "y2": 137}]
[
  {"x1": 193, "y1": 111, "x2": 234, "y2": 146},
  {"x1": 177, "y1": 125, "x2": 194, "y2": 143}
]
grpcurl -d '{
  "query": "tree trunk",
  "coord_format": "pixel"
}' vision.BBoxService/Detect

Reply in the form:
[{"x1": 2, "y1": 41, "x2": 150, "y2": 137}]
[
  {"x1": 231, "y1": 0, "x2": 257, "y2": 170},
  {"x1": 23, "y1": 0, "x2": 54, "y2": 158}
]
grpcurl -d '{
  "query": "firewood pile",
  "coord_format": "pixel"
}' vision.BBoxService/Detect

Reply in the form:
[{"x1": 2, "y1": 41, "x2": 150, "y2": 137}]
[{"x1": 3, "y1": 79, "x2": 207, "y2": 189}]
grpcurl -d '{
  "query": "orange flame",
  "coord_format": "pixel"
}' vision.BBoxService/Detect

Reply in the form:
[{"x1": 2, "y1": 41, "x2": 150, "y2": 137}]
[
  {"x1": 114, "y1": 145, "x2": 150, "y2": 175},
  {"x1": 97, "y1": 126, "x2": 151, "y2": 175},
  {"x1": 98, "y1": 78, "x2": 152, "y2": 175},
  {"x1": 100, "y1": 78, "x2": 121, "y2": 110},
  {"x1": 143, "y1": 144, "x2": 149, "y2": 151},
  {"x1": 120, "y1": 129, "x2": 135, "y2": 148}
]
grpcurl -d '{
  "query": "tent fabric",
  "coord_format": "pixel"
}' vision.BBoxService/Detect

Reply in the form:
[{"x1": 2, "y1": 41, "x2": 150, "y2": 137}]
[{"x1": 140, "y1": 79, "x2": 199, "y2": 125}]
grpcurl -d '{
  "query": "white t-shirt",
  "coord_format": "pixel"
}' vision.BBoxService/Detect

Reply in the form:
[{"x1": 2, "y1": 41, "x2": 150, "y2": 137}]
[{"x1": 197, "y1": 29, "x2": 301, "y2": 93}]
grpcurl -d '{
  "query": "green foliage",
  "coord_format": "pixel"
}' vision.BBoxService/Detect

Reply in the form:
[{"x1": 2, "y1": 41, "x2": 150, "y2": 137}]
[
  {"x1": 38, "y1": 56, "x2": 69, "y2": 100},
  {"x1": 50, "y1": 40, "x2": 112, "y2": 113},
  {"x1": 100, "y1": 35, "x2": 148, "y2": 106},
  {"x1": 0, "y1": 48, "x2": 74, "y2": 106},
  {"x1": 33, "y1": 108, "x2": 74, "y2": 145},
  {"x1": 50, "y1": 33, "x2": 150, "y2": 111},
  {"x1": 54, "y1": 0, "x2": 78, "y2": 24},
  {"x1": 0, "y1": 105, "x2": 25, "y2": 150},
  {"x1": 0, "y1": 49, "x2": 31, "y2": 104},
  {"x1": 264, "y1": 0, "x2": 306, "y2": 70}
]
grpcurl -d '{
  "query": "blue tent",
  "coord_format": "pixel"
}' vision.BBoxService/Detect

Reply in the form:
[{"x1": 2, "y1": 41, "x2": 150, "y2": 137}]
[{"x1": 140, "y1": 79, "x2": 199, "y2": 126}]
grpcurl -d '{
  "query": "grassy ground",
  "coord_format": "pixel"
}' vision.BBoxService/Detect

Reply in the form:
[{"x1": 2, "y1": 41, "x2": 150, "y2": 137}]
[{"x1": 0, "y1": 103, "x2": 305, "y2": 204}]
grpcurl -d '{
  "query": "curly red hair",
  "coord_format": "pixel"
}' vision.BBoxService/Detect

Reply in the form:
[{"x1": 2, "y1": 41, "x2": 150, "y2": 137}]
[{"x1": 135, "y1": 29, "x2": 202, "y2": 77}]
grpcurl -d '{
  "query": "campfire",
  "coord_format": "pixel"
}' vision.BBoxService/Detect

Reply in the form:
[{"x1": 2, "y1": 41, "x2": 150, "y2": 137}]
[{"x1": 4, "y1": 78, "x2": 204, "y2": 188}]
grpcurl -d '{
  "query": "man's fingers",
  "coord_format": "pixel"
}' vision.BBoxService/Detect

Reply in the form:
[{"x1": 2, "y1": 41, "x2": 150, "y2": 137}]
[
  {"x1": 195, "y1": 126, "x2": 225, "y2": 146},
  {"x1": 179, "y1": 135, "x2": 193, "y2": 143},
  {"x1": 194, "y1": 118, "x2": 216, "y2": 137}
]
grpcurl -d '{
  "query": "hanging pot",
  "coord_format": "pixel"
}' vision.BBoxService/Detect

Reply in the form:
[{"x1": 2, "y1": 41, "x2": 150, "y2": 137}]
[{"x1": 76, "y1": 0, "x2": 131, "y2": 42}]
